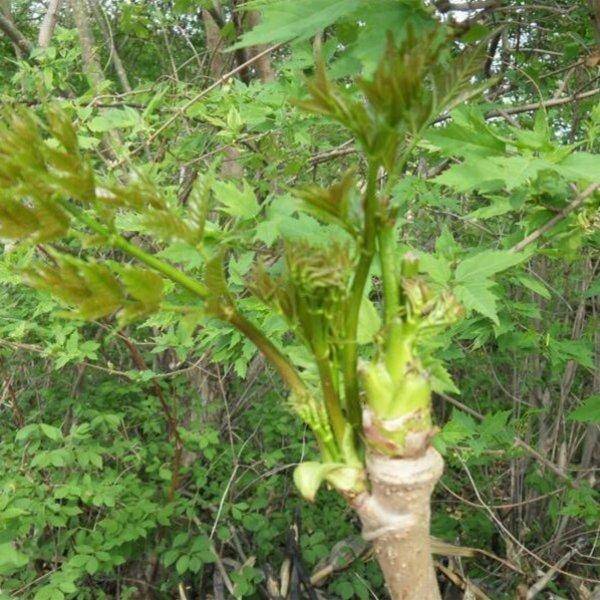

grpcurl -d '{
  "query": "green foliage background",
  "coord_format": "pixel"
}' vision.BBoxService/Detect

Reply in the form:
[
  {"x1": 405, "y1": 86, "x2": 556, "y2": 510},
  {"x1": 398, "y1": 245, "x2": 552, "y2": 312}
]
[{"x1": 0, "y1": 0, "x2": 599, "y2": 598}]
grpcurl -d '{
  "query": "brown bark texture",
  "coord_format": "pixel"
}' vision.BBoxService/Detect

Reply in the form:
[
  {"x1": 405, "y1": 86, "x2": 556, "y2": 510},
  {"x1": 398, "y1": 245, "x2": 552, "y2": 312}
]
[
  {"x1": 90, "y1": 0, "x2": 131, "y2": 92},
  {"x1": 38, "y1": 0, "x2": 62, "y2": 48},
  {"x1": 202, "y1": 7, "x2": 243, "y2": 180},
  {"x1": 0, "y1": 9, "x2": 32, "y2": 55},
  {"x1": 245, "y1": 10, "x2": 276, "y2": 83},
  {"x1": 353, "y1": 447, "x2": 443, "y2": 599},
  {"x1": 70, "y1": 0, "x2": 103, "y2": 90}
]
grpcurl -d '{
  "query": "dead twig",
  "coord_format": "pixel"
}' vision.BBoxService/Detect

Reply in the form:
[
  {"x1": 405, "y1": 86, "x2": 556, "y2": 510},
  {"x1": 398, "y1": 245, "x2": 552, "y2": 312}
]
[
  {"x1": 510, "y1": 183, "x2": 600, "y2": 254},
  {"x1": 526, "y1": 537, "x2": 587, "y2": 599}
]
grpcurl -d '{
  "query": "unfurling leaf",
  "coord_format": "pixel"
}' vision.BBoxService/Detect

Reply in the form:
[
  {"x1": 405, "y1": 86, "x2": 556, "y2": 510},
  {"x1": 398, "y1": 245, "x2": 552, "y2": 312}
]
[
  {"x1": 202, "y1": 251, "x2": 234, "y2": 317},
  {"x1": 117, "y1": 265, "x2": 164, "y2": 321},
  {"x1": 293, "y1": 461, "x2": 363, "y2": 502},
  {"x1": 293, "y1": 51, "x2": 372, "y2": 146},
  {"x1": 294, "y1": 168, "x2": 358, "y2": 233},
  {"x1": 0, "y1": 197, "x2": 69, "y2": 242},
  {"x1": 23, "y1": 254, "x2": 164, "y2": 322},
  {"x1": 0, "y1": 106, "x2": 95, "y2": 205}
]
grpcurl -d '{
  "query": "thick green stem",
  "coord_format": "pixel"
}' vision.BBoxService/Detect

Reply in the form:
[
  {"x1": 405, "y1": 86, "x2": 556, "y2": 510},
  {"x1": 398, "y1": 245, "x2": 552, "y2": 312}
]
[
  {"x1": 312, "y1": 328, "x2": 345, "y2": 450},
  {"x1": 378, "y1": 224, "x2": 405, "y2": 378},
  {"x1": 226, "y1": 311, "x2": 307, "y2": 397},
  {"x1": 343, "y1": 163, "x2": 379, "y2": 431},
  {"x1": 378, "y1": 225, "x2": 399, "y2": 326},
  {"x1": 294, "y1": 297, "x2": 345, "y2": 451}
]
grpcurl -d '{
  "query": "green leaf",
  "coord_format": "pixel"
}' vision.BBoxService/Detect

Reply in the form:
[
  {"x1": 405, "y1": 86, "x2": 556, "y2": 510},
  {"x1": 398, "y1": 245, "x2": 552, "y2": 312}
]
[
  {"x1": 40, "y1": 423, "x2": 63, "y2": 441},
  {"x1": 158, "y1": 242, "x2": 205, "y2": 269},
  {"x1": 513, "y1": 274, "x2": 550, "y2": 299},
  {"x1": 426, "y1": 107, "x2": 505, "y2": 158},
  {"x1": 0, "y1": 542, "x2": 28, "y2": 573},
  {"x1": 356, "y1": 297, "x2": 381, "y2": 344},
  {"x1": 455, "y1": 250, "x2": 526, "y2": 283},
  {"x1": 418, "y1": 252, "x2": 451, "y2": 285},
  {"x1": 230, "y1": 0, "x2": 361, "y2": 49},
  {"x1": 212, "y1": 180, "x2": 260, "y2": 219},
  {"x1": 555, "y1": 152, "x2": 600, "y2": 182},
  {"x1": 176, "y1": 554, "x2": 190, "y2": 575},
  {"x1": 455, "y1": 279, "x2": 499, "y2": 324},
  {"x1": 436, "y1": 154, "x2": 550, "y2": 192},
  {"x1": 88, "y1": 107, "x2": 139, "y2": 132},
  {"x1": 567, "y1": 395, "x2": 600, "y2": 423}
]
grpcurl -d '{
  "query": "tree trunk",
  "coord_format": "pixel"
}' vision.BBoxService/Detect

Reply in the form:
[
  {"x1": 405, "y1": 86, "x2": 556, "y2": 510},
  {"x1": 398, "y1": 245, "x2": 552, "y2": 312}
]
[
  {"x1": 70, "y1": 0, "x2": 103, "y2": 90},
  {"x1": 201, "y1": 7, "x2": 243, "y2": 180},
  {"x1": 38, "y1": 0, "x2": 62, "y2": 48},
  {"x1": 353, "y1": 447, "x2": 443, "y2": 599},
  {"x1": 201, "y1": 8, "x2": 231, "y2": 80},
  {"x1": 245, "y1": 10, "x2": 276, "y2": 83},
  {"x1": 0, "y1": 7, "x2": 32, "y2": 55},
  {"x1": 90, "y1": 0, "x2": 132, "y2": 92}
]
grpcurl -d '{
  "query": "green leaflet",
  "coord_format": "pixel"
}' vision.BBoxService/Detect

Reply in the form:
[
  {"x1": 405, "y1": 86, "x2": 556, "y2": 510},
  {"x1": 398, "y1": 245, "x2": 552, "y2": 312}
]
[
  {"x1": 212, "y1": 180, "x2": 260, "y2": 220},
  {"x1": 356, "y1": 297, "x2": 381, "y2": 344},
  {"x1": 453, "y1": 250, "x2": 528, "y2": 324},
  {"x1": 230, "y1": 0, "x2": 362, "y2": 49},
  {"x1": 553, "y1": 152, "x2": 600, "y2": 182},
  {"x1": 513, "y1": 274, "x2": 551, "y2": 300},
  {"x1": 455, "y1": 250, "x2": 527, "y2": 283},
  {"x1": 0, "y1": 542, "x2": 29, "y2": 574},
  {"x1": 454, "y1": 279, "x2": 500, "y2": 324},
  {"x1": 88, "y1": 107, "x2": 140, "y2": 132},
  {"x1": 426, "y1": 107, "x2": 505, "y2": 157},
  {"x1": 567, "y1": 395, "x2": 600, "y2": 423}
]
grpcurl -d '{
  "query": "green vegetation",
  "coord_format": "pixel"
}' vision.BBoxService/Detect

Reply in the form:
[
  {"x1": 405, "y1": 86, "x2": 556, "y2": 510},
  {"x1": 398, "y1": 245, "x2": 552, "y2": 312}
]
[{"x1": 0, "y1": 1, "x2": 599, "y2": 598}]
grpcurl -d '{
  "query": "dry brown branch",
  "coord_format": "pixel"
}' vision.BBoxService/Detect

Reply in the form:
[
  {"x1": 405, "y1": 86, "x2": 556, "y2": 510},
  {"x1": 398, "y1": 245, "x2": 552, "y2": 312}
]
[
  {"x1": 510, "y1": 183, "x2": 600, "y2": 254},
  {"x1": 0, "y1": 11, "x2": 32, "y2": 54}
]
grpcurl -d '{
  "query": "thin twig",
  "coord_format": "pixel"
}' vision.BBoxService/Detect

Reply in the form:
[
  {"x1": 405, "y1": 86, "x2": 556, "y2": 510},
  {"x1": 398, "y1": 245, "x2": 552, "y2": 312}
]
[
  {"x1": 132, "y1": 43, "x2": 282, "y2": 156},
  {"x1": 459, "y1": 458, "x2": 598, "y2": 582},
  {"x1": 509, "y1": 183, "x2": 599, "y2": 254},
  {"x1": 438, "y1": 392, "x2": 579, "y2": 487}
]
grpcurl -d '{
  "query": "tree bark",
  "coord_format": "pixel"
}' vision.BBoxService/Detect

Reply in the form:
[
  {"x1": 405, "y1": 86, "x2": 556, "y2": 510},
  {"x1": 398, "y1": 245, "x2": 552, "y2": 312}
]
[
  {"x1": 70, "y1": 0, "x2": 103, "y2": 90},
  {"x1": 90, "y1": 0, "x2": 131, "y2": 92},
  {"x1": 201, "y1": 6, "x2": 243, "y2": 180},
  {"x1": 353, "y1": 447, "x2": 443, "y2": 599},
  {"x1": 590, "y1": 0, "x2": 600, "y2": 43},
  {"x1": 0, "y1": 9, "x2": 32, "y2": 55},
  {"x1": 245, "y1": 10, "x2": 276, "y2": 83},
  {"x1": 201, "y1": 8, "x2": 230, "y2": 80},
  {"x1": 38, "y1": 0, "x2": 62, "y2": 48}
]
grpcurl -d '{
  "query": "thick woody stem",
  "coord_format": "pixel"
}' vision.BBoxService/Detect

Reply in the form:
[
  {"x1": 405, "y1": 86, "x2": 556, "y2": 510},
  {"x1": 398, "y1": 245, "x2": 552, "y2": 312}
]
[{"x1": 353, "y1": 447, "x2": 443, "y2": 599}]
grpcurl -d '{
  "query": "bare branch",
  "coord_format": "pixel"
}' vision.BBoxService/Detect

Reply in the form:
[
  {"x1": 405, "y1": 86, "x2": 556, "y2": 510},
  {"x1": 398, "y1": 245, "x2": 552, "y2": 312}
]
[
  {"x1": 0, "y1": 11, "x2": 32, "y2": 55},
  {"x1": 510, "y1": 183, "x2": 600, "y2": 254},
  {"x1": 69, "y1": 0, "x2": 104, "y2": 90}
]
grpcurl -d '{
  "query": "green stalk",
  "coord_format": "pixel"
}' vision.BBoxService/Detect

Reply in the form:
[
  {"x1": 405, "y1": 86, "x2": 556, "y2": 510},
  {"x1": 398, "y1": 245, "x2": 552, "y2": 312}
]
[
  {"x1": 343, "y1": 162, "x2": 379, "y2": 430},
  {"x1": 58, "y1": 197, "x2": 308, "y2": 399},
  {"x1": 294, "y1": 295, "x2": 345, "y2": 452},
  {"x1": 56, "y1": 197, "x2": 210, "y2": 299},
  {"x1": 378, "y1": 225, "x2": 399, "y2": 325},
  {"x1": 378, "y1": 225, "x2": 407, "y2": 383},
  {"x1": 312, "y1": 321, "x2": 346, "y2": 450}
]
